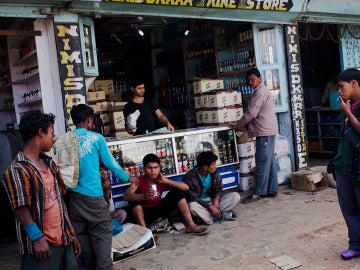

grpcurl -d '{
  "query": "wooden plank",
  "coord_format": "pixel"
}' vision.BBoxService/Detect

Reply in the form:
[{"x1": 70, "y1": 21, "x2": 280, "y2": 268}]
[{"x1": 0, "y1": 30, "x2": 41, "y2": 36}]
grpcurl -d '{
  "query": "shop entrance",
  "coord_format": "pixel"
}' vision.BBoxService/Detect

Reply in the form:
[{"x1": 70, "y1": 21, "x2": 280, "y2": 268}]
[{"x1": 299, "y1": 23, "x2": 342, "y2": 157}]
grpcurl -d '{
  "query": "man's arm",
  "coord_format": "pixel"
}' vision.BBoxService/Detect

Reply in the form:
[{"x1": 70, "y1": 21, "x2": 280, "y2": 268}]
[
  {"x1": 155, "y1": 109, "x2": 174, "y2": 131},
  {"x1": 123, "y1": 182, "x2": 153, "y2": 201},
  {"x1": 14, "y1": 206, "x2": 51, "y2": 260},
  {"x1": 157, "y1": 172, "x2": 188, "y2": 191}
]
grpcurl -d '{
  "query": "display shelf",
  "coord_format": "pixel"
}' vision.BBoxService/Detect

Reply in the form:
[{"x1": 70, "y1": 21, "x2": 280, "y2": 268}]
[
  {"x1": 218, "y1": 67, "x2": 253, "y2": 77},
  {"x1": 305, "y1": 107, "x2": 341, "y2": 153},
  {"x1": 106, "y1": 126, "x2": 239, "y2": 205},
  {"x1": 17, "y1": 98, "x2": 42, "y2": 107},
  {"x1": 12, "y1": 71, "x2": 39, "y2": 85},
  {"x1": 12, "y1": 49, "x2": 37, "y2": 67}
]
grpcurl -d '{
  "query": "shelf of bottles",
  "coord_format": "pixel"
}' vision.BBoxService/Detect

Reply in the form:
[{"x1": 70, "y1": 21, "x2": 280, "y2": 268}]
[{"x1": 158, "y1": 85, "x2": 187, "y2": 108}]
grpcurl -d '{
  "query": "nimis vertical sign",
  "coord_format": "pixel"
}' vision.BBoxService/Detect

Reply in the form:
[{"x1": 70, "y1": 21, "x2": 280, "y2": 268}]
[
  {"x1": 284, "y1": 25, "x2": 308, "y2": 169},
  {"x1": 54, "y1": 23, "x2": 86, "y2": 130}
]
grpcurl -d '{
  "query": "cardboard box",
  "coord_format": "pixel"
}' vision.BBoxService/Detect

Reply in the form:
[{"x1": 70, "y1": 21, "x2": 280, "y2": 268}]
[
  {"x1": 87, "y1": 91, "x2": 106, "y2": 102},
  {"x1": 237, "y1": 141, "x2": 255, "y2": 158},
  {"x1": 95, "y1": 79, "x2": 114, "y2": 95},
  {"x1": 97, "y1": 101, "x2": 114, "y2": 112},
  {"x1": 228, "y1": 90, "x2": 242, "y2": 106},
  {"x1": 193, "y1": 79, "x2": 224, "y2": 94},
  {"x1": 195, "y1": 110, "x2": 202, "y2": 124},
  {"x1": 239, "y1": 156, "x2": 256, "y2": 174},
  {"x1": 99, "y1": 113, "x2": 110, "y2": 124},
  {"x1": 109, "y1": 129, "x2": 131, "y2": 139},
  {"x1": 88, "y1": 103, "x2": 101, "y2": 113},
  {"x1": 200, "y1": 94, "x2": 209, "y2": 108},
  {"x1": 111, "y1": 102, "x2": 127, "y2": 111},
  {"x1": 236, "y1": 130, "x2": 252, "y2": 144},
  {"x1": 239, "y1": 173, "x2": 255, "y2": 191},
  {"x1": 207, "y1": 91, "x2": 226, "y2": 108},
  {"x1": 290, "y1": 170, "x2": 329, "y2": 192},
  {"x1": 110, "y1": 111, "x2": 125, "y2": 130},
  {"x1": 108, "y1": 92, "x2": 123, "y2": 102},
  {"x1": 227, "y1": 106, "x2": 243, "y2": 122},
  {"x1": 88, "y1": 81, "x2": 95, "y2": 92},
  {"x1": 194, "y1": 94, "x2": 202, "y2": 109}
]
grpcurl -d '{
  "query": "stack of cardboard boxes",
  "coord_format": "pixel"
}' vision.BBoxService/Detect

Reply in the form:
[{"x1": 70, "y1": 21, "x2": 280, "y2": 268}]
[
  {"x1": 87, "y1": 80, "x2": 130, "y2": 138},
  {"x1": 194, "y1": 79, "x2": 243, "y2": 126},
  {"x1": 236, "y1": 131, "x2": 256, "y2": 191}
]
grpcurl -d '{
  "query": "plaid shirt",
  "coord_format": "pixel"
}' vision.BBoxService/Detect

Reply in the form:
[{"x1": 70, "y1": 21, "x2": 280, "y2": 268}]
[{"x1": 2, "y1": 151, "x2": 73, "y2": 254}]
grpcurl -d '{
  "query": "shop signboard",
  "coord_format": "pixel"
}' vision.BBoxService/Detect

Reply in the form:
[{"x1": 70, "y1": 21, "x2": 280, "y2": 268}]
[
  {"x1": 284, "y1": 25, "x2": 308, "y2": 170},
  {"x1": 103, "y1": 0, "x2": 294, "y2": 11},
  {"x1": 54, "y1": 23, "x2": 87, "y2": 131}
]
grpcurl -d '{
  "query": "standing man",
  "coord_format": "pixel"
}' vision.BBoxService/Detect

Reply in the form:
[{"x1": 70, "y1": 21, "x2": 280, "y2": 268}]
[
  {"x1": 183, "y1": 151, "x2": 240, "y2": 224},
  {"x1": 123, "y1": 153, "x2": 208, "y2": 235},
  {"x1": 333, "y1": 68, "x2": 360, "y2": 260},
  {"x1": 234, "y1": 68, "x2": 278, "y2": 204},
  {"x1": 2, "y1": 110, "x2": 81, "y2": 269},
  {"x1": 123, "y1": 80, "x2": 174, "y2": 135},
  {"x1": 66, "y1": 104, "x2": 137, "y2": 270}
]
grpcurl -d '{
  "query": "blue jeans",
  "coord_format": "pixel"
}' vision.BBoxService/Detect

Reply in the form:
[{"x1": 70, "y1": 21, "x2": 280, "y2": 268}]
[
  {"x1": 336, "y1": 171, "x2": 360, "y2": 250},
  {"x1": 21, "y1": 244, "x2": 77, "y2": 270},
  {"x1": 254, "y1": 136, "x2": 278, "y2": 196}
]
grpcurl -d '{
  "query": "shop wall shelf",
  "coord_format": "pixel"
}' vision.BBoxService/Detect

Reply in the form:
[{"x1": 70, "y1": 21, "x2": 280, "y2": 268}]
[
  {"x1": 12, "y1": 50, "x2": 37, "y2": 67},
  {"x1": 17, "y1": 98, "x2": 42, "y2": 107},
  {"x1": 12, "y1": 71, "x2": 39, "y2": 85}
]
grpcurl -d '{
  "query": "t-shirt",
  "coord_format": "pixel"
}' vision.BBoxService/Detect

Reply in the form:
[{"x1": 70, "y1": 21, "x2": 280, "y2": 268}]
[
  {"x1": 123, "y1": 98, "x2": 160, "y2": 135},
  {"x1": 197, "y1": 169, "x2": 211, "y2": 200},
  {"x1": 41, "y1": 167, "x2": 63, "y2": 246},
  {"x1": 135, "y1": 175, "x2": 165, "y2": 208},
  {"x1": 70, "y1": 128, "x2": 129, "y2": 197}
]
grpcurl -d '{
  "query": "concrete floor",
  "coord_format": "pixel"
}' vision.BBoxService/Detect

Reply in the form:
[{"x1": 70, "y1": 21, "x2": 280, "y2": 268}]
[{"x1": 3, "y1": 156, "x2": 356, "y2": 270}]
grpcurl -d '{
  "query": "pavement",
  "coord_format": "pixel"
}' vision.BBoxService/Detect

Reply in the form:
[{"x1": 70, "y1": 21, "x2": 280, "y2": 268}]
[{"x1": 1, "y1": 160, "x2": 359, "y2": 270}]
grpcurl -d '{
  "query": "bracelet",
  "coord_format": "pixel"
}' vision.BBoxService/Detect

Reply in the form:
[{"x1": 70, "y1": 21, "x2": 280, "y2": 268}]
[{"x1": 24, "y1": 223, "x2": 43, "y2": 241}]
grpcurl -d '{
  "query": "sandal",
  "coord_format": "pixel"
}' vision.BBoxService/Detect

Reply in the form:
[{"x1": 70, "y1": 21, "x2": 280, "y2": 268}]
[
  {"x1": 153, "y1": 233, "x2": 161, "y2": 242},
  {"x1": 222, "y1": 210, "x2": 236, "y2": 221},
  {"x1": 186, "y1": 225, "x2": 209, "y2": 235}
]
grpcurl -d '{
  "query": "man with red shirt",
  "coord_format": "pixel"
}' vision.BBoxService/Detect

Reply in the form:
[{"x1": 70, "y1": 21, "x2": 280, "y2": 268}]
[{"x1": 123, "y1": 153, "x2": 208, "y2": 235}]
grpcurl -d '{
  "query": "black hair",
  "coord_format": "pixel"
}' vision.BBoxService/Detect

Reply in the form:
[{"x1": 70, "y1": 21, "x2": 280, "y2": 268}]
[
  {"x1": 336, "y1": 68, "x2": 360, "y2": 85},
  {"x1": 19, "y1": 110, "x2": 55, "y2": 142},
  {"x1": 246, "y1": 67, "x2": 261, "y2": 78},
  {"x1": 196, "y1": 151, "x2": 218, "y2": 167},
  {"x1": 70, "y1": 104, "x2": 94, "y2": 125},
  {"x1": 143, "y1": 153, "x2": 160, "y2": 167},
  {"x1": 130, "y1": 80, "x2": 145, "y2": 89}
]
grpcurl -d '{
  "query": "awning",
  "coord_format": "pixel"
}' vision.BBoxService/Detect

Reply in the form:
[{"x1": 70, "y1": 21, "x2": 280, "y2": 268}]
[{"x1": 0, "y1": 0, "x2": 359, "y2": 25}]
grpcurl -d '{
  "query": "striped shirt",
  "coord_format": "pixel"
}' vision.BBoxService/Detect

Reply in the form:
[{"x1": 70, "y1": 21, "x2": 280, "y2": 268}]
[{"x1": 2, "y1": 151, "x2": 73, "y2": 254}]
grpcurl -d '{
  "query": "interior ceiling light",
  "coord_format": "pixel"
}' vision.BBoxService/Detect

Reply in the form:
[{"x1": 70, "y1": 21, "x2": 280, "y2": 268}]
[
  {"x1": 137, "y1": 28, "x2": 144, "y2": 36},
  {"x1": 184, "y1": 30, "x2": 190, "y2": 36}
]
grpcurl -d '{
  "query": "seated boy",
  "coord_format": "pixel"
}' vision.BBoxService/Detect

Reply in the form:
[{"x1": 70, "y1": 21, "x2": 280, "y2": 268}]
[
  {"x1": 183, "y1": 151, "x2": 241, "y2": 224},
  {"x1": 123, "y1": 153, "x2": 208, "y2": 236}
]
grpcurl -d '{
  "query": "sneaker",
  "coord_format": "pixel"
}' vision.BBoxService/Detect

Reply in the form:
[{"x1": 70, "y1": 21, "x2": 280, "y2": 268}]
[
  {"x1": 149, "y1": 217, "x2": 170, "y2": 233},
  {"x1": 222, "y1": 211, "x2": 236, "y2": 221},
  {"x1": 341, "y1": 249, "x2": 360, "y2": 260}
]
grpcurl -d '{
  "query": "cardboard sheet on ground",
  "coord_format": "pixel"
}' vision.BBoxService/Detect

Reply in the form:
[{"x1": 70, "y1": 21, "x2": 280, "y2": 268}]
[{"x1": 112, "y1": 223, "x2": 156, "y2": 263}]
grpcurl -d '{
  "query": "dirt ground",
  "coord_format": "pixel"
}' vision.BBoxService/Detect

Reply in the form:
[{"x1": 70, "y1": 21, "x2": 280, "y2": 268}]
[{"x1": 1, "y1": 185, "x2": 359, "y2": 270}]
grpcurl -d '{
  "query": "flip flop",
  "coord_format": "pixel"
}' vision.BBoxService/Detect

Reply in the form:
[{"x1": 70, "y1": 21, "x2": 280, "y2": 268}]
[{"x1": 186, "y1": 225, "x2": 209, "y2": 235}]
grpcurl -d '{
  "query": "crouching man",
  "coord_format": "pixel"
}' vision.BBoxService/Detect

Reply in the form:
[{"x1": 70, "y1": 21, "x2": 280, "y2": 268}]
[
  {"x1": 123, "y1": 153, "x2": 208, "y2": 236},
  {"x1": 183, "y1": 151, "x2": 241, "y2": 224}
]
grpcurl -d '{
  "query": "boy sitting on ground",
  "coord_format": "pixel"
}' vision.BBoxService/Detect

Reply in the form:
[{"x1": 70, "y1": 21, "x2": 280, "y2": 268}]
[{"x1": 123, "y1": 153, "x2": 208, "y2": 237}]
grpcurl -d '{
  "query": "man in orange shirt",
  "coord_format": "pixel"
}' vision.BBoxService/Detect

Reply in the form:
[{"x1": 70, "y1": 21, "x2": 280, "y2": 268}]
[{"x1": 2, "y1": 110, "x2": 81, "y2": 269}]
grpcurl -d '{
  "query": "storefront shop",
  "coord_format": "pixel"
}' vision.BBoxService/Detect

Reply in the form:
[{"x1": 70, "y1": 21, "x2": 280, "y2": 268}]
[{"x1": 1, "y1": 1, "x2": 360, "y2": 208}]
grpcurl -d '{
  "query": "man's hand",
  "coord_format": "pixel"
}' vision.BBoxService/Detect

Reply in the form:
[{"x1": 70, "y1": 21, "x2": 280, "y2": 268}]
[
  {"x1": 167, "y1": 123, "x2": 175, "y2": 132},
  {"x1": 128, "y1": 176, "x2": 139, "y2": 185},
  {"x1": 156, "y1": 172, "x2": 168, "y2": 184},
  {"x1": 33, "y1": 237, "x2": 51, "y2": 260},
  {"x1": 208, "y1": 204, "x2": 222, "y2": 218},
  {"x1": 72, "y1": 236, "x2": 81, "y2": 258}
]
